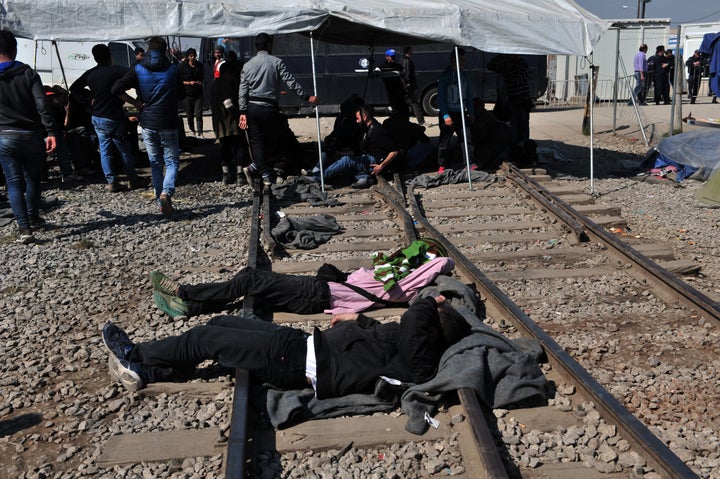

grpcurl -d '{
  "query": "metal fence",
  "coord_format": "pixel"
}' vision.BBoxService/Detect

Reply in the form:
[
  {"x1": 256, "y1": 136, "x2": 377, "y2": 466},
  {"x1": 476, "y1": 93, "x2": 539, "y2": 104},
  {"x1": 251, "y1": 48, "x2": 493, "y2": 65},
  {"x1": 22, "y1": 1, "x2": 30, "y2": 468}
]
[{"x1": 537, "y1": 77, "x2": 639, "y2": 109}]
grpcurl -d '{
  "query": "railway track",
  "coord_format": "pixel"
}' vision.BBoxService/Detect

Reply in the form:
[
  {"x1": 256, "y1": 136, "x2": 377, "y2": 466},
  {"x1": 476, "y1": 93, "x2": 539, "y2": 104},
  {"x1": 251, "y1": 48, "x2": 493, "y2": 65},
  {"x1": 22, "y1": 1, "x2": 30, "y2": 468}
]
[
  {"x1": 216, "y1": 167, "x2": 716, "y2": 478},
  {"x1": 90, "y1": 165, "x2": 716, "y2": 477}
]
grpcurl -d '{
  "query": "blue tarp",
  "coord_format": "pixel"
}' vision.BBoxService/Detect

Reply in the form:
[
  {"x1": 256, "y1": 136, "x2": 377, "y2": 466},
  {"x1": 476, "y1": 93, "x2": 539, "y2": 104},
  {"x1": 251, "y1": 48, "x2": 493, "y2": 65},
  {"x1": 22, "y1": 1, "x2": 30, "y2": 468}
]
[{"x1": 641, "y1": 130, "x2": 720, "y2": 182}]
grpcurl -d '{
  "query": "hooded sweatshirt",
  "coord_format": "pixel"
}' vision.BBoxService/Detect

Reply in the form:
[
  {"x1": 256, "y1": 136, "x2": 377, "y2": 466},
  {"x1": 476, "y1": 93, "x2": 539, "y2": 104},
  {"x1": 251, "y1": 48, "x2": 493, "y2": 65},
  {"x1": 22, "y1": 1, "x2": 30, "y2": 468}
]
[
  {"x1": 0, "y1": 60, "x2": 56, "y2": 135},
  {"x1": 111, "y1": 49, "x2": 184, "y2": 130}
]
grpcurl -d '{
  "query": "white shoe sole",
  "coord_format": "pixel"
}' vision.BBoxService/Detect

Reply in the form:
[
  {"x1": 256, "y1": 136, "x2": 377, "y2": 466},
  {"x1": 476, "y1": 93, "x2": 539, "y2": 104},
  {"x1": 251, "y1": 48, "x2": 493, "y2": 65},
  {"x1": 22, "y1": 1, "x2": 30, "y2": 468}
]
[{"x1": 108, "y1": 354, "x2": 144, "y2": 392}]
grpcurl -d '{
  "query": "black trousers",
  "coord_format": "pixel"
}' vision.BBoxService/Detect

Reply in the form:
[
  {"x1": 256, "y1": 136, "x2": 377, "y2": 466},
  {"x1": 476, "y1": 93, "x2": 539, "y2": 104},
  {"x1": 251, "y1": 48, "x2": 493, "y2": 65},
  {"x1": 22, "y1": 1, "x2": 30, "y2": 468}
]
[
  {"x1": 654, "y1": 74, "x2": 670, "y2": 104},
  {"x1": 688, "y1": 75, "x2": 701, "y2": 100},
  {"x1": 130, "y1": 315, "x2": 309, "y2": 389},
  {"x1": 246, "y1": 103, "x2": 300, "y2": 176},
  {"x1": 219, "y1": 135, "x2": 248, "y2": 168},
  {"x1": 185, "y1": 96, "x2": 204, "y2": 133},
  {"x1": 437, "y1": 112, "x2": 474, "y2": 167},
  {"x1": 178, "y1": 267, "x2": 331, "y2": 316}
]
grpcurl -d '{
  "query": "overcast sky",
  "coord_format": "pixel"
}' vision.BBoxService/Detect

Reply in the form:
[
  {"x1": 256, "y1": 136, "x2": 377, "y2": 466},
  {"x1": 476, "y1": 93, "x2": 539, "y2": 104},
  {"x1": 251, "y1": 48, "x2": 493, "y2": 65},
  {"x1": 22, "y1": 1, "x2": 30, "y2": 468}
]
[{"x1": 574, "y1": 0, "x2": 720, "y2": 25}]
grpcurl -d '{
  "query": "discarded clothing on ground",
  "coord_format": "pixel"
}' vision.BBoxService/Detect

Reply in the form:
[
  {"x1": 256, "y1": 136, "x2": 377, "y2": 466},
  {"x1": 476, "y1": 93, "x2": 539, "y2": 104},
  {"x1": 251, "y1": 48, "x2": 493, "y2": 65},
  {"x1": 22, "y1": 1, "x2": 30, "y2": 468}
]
[
  {"x1": 401, "y1": 305, "x2": 547, "y2": 434},
  {"x1": 0, "y1": 207, "x2": 14, "y2": 227},
  {"x1": 641, "y1": 130, "x2": 720, "y2": 182},
  {"x1": 270, "y1": 214, "x2": 343, "y2": 250},
  {"x1": 271, "y1": 179, "x2": 340, "y2": 206},
  {"x1": 408, "y1": 168, "x2": 497, "y2": 189},
  {"x1": 263, "y1": 388, "x2": 396, "y2": 429}
]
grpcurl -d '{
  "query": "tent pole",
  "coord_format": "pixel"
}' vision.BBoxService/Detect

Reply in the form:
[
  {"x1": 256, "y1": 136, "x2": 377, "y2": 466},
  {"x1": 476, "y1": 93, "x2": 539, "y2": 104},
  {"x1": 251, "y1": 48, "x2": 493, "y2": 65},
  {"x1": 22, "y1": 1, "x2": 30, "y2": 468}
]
[
  {"x1": 612, "y1": 28, "x2": 620, "y2": 133},
  {"x1": 51, "y1": 41, "x2": 69, "y2": 91},
  {"x1": 309, "y1": 32, "x2": 325, "y2": 194},
  {"x1": 453, "y1": 46, "x2": 472, "y2": 190},
  {"x1": 589, "y1": 61, "x2": 595, "y2": 194},
  {"x1": 33, "y1": 41, "x2": 38, "y2": 69}
]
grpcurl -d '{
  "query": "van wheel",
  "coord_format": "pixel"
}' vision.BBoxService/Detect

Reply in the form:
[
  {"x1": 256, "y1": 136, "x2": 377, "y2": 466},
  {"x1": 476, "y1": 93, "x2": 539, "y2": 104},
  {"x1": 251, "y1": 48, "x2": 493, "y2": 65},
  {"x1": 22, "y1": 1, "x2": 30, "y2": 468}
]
[{"x1": 421, "y1": 86, "x2": 439, "y2": 117}]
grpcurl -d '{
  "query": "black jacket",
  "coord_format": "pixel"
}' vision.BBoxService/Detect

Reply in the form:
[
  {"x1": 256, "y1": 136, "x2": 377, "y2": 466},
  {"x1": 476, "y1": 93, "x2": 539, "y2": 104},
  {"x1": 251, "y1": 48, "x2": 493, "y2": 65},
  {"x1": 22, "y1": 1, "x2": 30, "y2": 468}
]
[
  {"x1": 70, "y1": 64, "x2": 129, "y2": 121},
  {"x1": 314, "y1": 297, "x2": 443, "y2": 399},
  {"x1": 0, "y1": 61, "x2": 56, "y2": 135}
]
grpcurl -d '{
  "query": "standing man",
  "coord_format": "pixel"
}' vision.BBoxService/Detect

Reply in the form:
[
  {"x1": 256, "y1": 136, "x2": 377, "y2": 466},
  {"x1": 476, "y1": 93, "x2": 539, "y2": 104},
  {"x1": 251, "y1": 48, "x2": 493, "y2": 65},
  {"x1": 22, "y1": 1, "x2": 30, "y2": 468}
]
[
  {"x1": 113, "y1": 37, "x2": 184, "y2": 218},
  {"x1": 178, "y1": 48, "x2": 205, "y2": 138},
  {"x1": 238, "y1": 33, "x2": 318, "y2": 186},
  {"x1": 379, "y1": 49, "x2": 409, "y2": 119},
  {"x1": 686, "y1": 50, "x2": 703, "y2": 104},
  {"x1": 133, "y1": 47, "x2": 145, "y2": 66},
  {"x1": 631, "y1": 44, "x2": 648, "y2": 105},
  {"x1": 71, "y1": 44, "x2": 147, "y2": 192},
  {"x1": 651, "y1": 45, "x2": 670, "y2": 105},
  {"x1": 400, "y1": 46, "x2": 424, "y2": 125},
  {"x1": 435, "y1": 48, "x2": 474, "y2": 174},
  {"x1": 212, "y1": 45, "x2": 225, "y2": 80},
  {"x1": 665, "y1": 49, "x2": 675, "y2": 93},
  {"x1": 0, "y1": 30, "x2": 57, "y2": 244},
  {"x1": 488, "y1": 54, "x2": 532, "y2": 149}
]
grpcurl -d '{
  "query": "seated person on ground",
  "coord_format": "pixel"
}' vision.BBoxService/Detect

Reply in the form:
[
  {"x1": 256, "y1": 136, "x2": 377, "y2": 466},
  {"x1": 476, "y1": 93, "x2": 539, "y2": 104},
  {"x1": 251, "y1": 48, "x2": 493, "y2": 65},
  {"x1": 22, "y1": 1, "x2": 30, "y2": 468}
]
[
  {"x1": 305, "y1": 105, "x2": 400, "y2": 189},
  {"x1": 382, "y1": 114, "x2": 434, "y2": 173},
  {"x1": 471, "y1": 98, "x2": 513, "y2": 170},
  {"x1": 323, "y1": 93, "x2": 366, "y2": 160},
  {"x1": 150, "y1": 254, "x2": 454, "y2": 318},
  {"x1": 102, "y1": 294, "x2": 471, "y2": 397}
]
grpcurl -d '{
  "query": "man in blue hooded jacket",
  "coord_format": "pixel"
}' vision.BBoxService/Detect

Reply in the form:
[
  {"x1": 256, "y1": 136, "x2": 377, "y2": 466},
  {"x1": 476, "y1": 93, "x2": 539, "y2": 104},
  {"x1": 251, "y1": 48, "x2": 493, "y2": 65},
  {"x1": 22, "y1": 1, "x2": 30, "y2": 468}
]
[{"x1": 113, "y1": 37, "x2": 184, "y2": 218}]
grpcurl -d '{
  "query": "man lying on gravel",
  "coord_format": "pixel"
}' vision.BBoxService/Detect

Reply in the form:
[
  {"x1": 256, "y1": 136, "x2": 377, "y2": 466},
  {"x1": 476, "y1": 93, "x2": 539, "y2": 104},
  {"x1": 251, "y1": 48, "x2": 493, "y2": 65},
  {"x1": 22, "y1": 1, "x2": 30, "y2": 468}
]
[
  {"x1": 150, "y1": 256, "x2": 454, "y2": 318},
  {"x1": 102, "y1": 294, "x2": 470, "y2": 397}
]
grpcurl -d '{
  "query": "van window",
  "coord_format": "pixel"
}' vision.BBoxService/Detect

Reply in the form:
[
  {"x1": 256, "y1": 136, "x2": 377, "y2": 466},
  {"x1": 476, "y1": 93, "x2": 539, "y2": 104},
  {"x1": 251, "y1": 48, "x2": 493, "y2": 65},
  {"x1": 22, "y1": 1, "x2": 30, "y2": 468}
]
[{"x1": 109, "y1": 42, "x2": 133, "y2": 68}]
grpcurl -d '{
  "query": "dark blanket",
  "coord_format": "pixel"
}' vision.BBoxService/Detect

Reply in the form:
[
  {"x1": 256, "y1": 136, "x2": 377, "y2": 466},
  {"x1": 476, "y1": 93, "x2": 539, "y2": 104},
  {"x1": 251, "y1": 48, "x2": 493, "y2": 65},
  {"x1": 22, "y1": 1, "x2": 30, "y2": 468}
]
[
  {"x1": 271, "y1": 179, "x2": 340, "y2": 206},
  {"x1": 270, "y1": 214, "x2": 343, "y2": 249},
  {"x1": 408, "y1": 168, "x2": 497, "y2": 189}
]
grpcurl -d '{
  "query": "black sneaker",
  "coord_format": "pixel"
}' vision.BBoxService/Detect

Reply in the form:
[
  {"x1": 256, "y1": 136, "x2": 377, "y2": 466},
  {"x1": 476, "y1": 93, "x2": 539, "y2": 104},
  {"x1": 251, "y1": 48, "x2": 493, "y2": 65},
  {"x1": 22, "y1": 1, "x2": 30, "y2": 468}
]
[
  {"x1": 351, "y1": 176, "x2": 376, "y2": 189},
  {"x1": 15, "y1": 229, "x2": 35, "y2": 245},
  {"x1": 107, "y1": 182, "x2": 128, "y2": 193},
  {"x1": 108, "y1": 354, "x2": 148, "y2": 392},
  {"x1": 159, "y1": 193, "x2": 174, "y2": 218},
  {"x1": 102, "y1": 323, "x2": 135, "y2": 361},
  {"x1": 29, "y1": 217, "x2": 46, "y2": 232},
  {"x1": 243, "y1": 164, "x2": 258, "y2": 185}
]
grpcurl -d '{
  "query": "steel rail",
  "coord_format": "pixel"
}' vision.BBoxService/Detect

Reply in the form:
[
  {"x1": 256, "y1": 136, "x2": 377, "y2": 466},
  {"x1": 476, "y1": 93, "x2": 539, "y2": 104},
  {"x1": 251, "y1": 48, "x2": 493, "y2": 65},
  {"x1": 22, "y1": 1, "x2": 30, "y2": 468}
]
[
  {"x1": 505, "y1": 164, "x2": 720, "y2": 324},
  {"x1": 501, "y1": 163, "x2": 588, "y2": 243},
  {"x1": 224, "y1": 183, "x2": 263, "y2": 479},
  {"x1": 407, "y1": 180, "x2": 698, "y2": 478},
  {"x1": 377, "y1": 176, "x2": 510, "y2": 478}
]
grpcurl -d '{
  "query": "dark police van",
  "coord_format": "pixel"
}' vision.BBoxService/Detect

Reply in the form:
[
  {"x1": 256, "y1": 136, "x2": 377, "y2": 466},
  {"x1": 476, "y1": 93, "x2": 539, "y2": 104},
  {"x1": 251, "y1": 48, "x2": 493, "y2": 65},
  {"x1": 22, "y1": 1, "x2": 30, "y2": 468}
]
[{"x1": 201, "y1": 34, "x2": 547, "y2": 117}]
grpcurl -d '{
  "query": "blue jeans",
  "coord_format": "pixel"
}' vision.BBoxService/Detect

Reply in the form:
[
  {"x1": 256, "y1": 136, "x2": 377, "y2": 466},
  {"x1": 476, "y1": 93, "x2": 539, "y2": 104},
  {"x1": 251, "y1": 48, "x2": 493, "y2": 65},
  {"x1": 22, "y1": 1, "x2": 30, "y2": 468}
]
[
  {"x1": 0, "y1": 131, "x2": 45, "y2": 229},
  {"x1": 633, "y1": 71, "x2": 646, "y2": 102},
  {"x1": 322, "y1": 154, "x2": 374, "y2": 182},
  {"x1": 92, "y1": 116, "x2": 138, "y2": 185},
  {"x1": 141, "y1": 128, "x2": 179, "y2": 199}
]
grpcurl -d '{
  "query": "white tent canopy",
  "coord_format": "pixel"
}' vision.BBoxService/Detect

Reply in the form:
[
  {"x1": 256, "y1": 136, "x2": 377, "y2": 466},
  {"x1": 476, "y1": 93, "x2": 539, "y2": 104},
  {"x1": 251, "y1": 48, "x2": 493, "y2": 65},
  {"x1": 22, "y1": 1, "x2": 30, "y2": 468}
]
[{"x1": 1, "y1": 0, "x2": 608, "y2": 56}]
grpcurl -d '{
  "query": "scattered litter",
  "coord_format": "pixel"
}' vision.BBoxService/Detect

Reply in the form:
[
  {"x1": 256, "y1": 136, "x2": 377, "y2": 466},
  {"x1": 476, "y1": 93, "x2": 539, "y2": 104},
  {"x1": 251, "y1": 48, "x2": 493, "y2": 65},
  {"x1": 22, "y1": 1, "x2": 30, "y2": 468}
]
[{"x1": 424, "y1": 412, "x2": 440, "y2": 429}]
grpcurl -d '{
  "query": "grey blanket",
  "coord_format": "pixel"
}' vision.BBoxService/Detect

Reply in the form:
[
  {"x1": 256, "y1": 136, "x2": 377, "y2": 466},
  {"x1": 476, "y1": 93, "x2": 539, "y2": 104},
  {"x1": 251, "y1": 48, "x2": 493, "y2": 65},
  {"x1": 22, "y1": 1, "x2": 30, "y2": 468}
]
[
  {"x1": 401, "y1": 305, "x2": 547, "y2": 434},
  {"x1": 271, "y1": 180, "x2": 340, "y2": 206},
  {"x1": 263, "y1": 277, "x2": 547, "y2": 433},
  {"x1": 408, "y1": 168, "x2": 497, "y2": 189},
  {"x1": 270, "y1": 214, "x2": 343, "y2": 250},
  {"x1": 263, "y1": 388, "x2": 395, "y2": 429}
]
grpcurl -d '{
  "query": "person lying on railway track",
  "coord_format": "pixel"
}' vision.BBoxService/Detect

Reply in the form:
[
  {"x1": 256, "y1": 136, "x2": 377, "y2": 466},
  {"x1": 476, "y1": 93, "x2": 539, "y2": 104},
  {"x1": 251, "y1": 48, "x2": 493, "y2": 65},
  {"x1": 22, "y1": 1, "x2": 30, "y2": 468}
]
[
  {"x1": 149, "y1": 255, "x2": 454, "y2": 318},
  {"x1": 102, "y1": 294, "x2": 472, "y2": 397}
]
